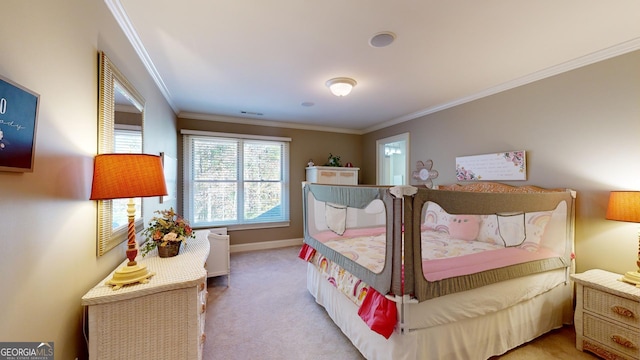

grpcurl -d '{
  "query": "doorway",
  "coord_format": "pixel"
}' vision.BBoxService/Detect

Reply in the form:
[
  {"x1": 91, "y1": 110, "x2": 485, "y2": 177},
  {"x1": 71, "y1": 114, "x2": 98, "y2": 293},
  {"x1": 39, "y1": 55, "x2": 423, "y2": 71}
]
[{"x1": 376, "y1": 133, "x2": 409, "y2": 185}]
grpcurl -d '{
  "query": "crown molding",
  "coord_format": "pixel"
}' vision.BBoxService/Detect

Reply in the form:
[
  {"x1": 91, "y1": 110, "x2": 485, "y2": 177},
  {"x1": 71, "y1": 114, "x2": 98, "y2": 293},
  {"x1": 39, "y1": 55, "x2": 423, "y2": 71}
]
[
  {"x1": 364, "y1": 37, "x2": 640, "y2": 134},
  {"x1": 105, "y1": 0, "x2": 178, "y2": 113},
  {"x1": 178, "y1": 112, "x2": 364, "y2": 135}
]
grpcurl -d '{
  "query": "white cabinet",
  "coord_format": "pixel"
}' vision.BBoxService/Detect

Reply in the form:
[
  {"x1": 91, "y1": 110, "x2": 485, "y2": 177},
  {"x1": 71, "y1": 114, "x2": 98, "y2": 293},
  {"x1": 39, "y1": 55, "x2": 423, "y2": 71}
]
[
  {"x1": 306, "y1": 166, "x2": 359, "y2": 185},
  {"x1": 206, "y1": 228, "x2": 230, "y2": 283},
  {"x1": 572, "y1": 269, "x2": 640, "y2": 360},
  {"x1": 81, "y1": 235, "x2": 210, "y2": 360}
]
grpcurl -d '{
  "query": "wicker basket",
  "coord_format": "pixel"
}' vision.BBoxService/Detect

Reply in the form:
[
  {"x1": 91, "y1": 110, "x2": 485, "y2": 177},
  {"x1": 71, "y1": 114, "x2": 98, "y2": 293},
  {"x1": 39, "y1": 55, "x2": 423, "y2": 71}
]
[{"x1": 157, "y1": 241, "x2": 181, "y2": 258}]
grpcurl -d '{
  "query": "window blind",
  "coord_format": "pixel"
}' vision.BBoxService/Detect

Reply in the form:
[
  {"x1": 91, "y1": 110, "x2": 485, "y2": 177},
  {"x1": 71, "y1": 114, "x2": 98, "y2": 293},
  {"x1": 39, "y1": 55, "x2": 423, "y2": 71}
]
[{"x1": 183, "y1": 132, "x2": 290, "y2": 229}]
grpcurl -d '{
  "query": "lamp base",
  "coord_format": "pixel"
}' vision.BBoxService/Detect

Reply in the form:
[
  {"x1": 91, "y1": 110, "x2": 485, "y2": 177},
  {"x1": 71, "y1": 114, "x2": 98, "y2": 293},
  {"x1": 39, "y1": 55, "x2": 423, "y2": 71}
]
[
  {"x1": 105, "y1": 263, "x2": 155, "y2": 290},
  {"x1": 618, "y1": 270, "x2": 640, "y2": 288}
]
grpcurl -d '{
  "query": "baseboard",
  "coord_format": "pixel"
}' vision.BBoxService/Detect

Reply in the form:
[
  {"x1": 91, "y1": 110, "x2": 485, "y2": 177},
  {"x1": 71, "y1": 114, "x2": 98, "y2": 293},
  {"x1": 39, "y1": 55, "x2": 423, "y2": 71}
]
[{"x1": 230, "y1": 238, "x2": 303, "y2": 253}]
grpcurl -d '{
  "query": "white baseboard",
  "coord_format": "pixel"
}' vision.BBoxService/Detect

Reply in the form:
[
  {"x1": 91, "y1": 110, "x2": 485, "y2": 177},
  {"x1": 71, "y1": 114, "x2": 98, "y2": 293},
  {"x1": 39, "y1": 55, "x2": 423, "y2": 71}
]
[{"x1": 230, "y1": 238, "x2": 303, "y2": 253}]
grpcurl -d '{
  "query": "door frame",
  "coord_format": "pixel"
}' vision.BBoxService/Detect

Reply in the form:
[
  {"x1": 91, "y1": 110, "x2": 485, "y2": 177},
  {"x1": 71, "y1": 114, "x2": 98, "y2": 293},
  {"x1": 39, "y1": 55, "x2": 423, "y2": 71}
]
[{"x1": 376, "y1": 132, "x2": 409, "y2": 185}]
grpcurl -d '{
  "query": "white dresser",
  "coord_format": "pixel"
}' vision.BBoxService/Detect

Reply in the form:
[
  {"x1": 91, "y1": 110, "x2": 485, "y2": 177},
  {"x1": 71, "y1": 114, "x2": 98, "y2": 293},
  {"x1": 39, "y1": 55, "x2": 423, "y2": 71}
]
[
  {"x1": 572, "y1": 269, "x2": 640, "y2": 360},
  {"x1": 306, "y1": 166, "x2": 359, "y2": 185},
  {"x1": 82, "y1": 231, "x2": 210, "y2": 360}
]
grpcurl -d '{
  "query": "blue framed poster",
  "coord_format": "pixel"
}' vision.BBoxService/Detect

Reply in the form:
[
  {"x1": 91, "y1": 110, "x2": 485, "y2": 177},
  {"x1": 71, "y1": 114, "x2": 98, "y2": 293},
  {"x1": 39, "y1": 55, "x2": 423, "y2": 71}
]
[{"x1": 0, "y1": 75, "x2": 40, "y2": 172}]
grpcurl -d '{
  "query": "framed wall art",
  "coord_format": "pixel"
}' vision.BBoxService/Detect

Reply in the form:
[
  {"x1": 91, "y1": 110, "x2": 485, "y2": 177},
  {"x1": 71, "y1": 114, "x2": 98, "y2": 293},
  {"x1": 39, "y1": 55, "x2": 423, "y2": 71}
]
[
  {"x1": 0, "y1": 75, "x2": 40, "y2": 172},
  {"x1": 456, "y1": 150, "x2": 526, "y2": 181}
]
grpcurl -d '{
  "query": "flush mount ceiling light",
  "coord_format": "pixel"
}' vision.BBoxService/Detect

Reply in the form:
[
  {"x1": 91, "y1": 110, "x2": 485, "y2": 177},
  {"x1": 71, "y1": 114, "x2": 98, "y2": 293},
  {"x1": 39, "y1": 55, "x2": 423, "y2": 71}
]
[{"x1": 326, "y1": 77, "x2": 357, "y2": 97}]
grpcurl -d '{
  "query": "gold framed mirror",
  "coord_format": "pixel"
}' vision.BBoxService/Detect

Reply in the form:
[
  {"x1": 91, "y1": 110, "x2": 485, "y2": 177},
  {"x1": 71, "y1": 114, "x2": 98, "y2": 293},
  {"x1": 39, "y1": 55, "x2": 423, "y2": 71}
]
[{"x1": 97, "y1": 52, "x2": 145, "y2": 256}]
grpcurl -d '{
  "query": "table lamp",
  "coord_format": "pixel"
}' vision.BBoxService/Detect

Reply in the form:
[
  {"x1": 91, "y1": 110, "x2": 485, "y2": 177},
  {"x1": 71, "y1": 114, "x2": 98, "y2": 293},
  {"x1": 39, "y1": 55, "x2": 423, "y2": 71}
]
[
  {"x1": 90, "y1": 153, "x2": 168, "y2": 289},
  {"x1": 606, "y1": 191, "x2": 640, "y2": 287}
]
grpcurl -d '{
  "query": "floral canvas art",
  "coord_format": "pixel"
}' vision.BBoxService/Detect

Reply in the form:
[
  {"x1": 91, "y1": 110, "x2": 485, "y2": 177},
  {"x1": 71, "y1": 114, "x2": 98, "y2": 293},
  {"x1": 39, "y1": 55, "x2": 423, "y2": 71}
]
[{"x1": 456, "y1": 151, "x2": 526, "y2": 181}]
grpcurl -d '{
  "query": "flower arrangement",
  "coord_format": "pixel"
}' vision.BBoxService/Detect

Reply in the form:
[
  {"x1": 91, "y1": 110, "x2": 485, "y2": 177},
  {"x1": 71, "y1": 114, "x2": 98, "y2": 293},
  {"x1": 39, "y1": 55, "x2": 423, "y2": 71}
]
[
  {"x1": 141, "y1": 208, "x2": 195, "y2": 256},
  {"x1": 324, "y1": 153, "x2": 342, "y2": 167}
]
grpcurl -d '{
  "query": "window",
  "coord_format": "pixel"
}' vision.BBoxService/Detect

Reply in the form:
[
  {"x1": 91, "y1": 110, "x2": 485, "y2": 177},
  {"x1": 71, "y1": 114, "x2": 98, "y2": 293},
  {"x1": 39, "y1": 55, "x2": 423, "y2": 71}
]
[
  {"x1": 182, "y1": 130, "x2": 290, "y2": 229},
  {"x1": 114, "y1": 126, "x2": 142, "y2": 153}
]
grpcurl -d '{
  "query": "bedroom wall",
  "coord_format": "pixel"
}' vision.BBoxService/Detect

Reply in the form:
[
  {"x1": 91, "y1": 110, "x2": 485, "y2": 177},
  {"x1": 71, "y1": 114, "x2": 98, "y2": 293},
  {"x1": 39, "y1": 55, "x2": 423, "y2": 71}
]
[
  {"x1": 2, "y1": 2, "x2": 635, "y2": 356},
  {"x1": 362, "y1": 49, "x2": 640, "y2": 275},
  {"x1": 177, "y1": 116, "x2": 362, "y2": 246},
  {"x1": 0, "y1": 1, "x2": 177, "y2": 358}
]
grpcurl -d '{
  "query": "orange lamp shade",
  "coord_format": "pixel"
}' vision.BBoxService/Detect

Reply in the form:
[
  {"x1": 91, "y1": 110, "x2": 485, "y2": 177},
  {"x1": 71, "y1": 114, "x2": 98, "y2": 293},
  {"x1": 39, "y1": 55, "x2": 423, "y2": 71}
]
[
  {"x1": 606, "y1": 191, "x2": 640, "y2": 223},
  {"x1": 90, "y1": 153, "x2": 168, "y2": 200}
]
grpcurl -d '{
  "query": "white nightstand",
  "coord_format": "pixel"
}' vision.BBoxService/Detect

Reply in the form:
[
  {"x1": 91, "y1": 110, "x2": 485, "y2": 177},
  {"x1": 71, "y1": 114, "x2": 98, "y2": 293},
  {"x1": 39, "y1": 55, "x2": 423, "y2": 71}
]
[{"x1": 572, "y1": 269, "x2": 640, "y2": 360}]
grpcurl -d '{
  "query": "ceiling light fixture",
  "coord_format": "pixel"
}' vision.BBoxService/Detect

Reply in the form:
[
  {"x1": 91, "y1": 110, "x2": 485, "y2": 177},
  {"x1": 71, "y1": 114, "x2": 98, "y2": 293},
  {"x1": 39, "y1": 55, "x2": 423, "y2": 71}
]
[
  {"x1": 326, "y1": 77, "x2": 357, "y2": 97},
  {"x1": 369, "y1": 31, "x2": 396, "y2": 48}
]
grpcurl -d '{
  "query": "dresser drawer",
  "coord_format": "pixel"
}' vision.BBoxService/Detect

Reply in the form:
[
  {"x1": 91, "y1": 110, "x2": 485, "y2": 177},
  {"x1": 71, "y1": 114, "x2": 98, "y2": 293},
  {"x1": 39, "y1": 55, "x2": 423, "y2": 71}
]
[
  {"x1": 585, "y1": 287, "x2": 640, "y2": 329},
  {"x1": 306, "y1": 166, "x2": 359, "y2": 185},
  {"x1": 584, "y1": 313, "x2": 640, "y2": 359}
]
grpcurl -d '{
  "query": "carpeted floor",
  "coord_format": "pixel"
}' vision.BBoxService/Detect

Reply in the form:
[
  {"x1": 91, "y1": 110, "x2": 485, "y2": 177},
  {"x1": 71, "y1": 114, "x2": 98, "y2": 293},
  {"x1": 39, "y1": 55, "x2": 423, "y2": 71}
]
[{"x1": 203, "y1": 246, "x2": 597, "y2": 360}]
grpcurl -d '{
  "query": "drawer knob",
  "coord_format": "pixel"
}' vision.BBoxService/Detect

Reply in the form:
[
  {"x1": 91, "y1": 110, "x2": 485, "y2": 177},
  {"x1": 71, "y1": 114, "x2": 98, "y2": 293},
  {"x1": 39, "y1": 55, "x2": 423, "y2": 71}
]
[
  {"x1": 611, "y1": 334, "x2": 637, "y2": 349},
  {"x1": 199, "y1": 282, "x2": 205, "y2": 291},
  {"x1": 201, "y1": 304, "x2": 206, "y2": 313},
  {"x1": 611, "y1": 305, "x2": 635, "y2": 318}
]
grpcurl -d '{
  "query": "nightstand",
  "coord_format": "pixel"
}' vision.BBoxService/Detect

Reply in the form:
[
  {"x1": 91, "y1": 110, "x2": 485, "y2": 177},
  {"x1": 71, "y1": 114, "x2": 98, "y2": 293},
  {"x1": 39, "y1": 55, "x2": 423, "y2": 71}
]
[{"x1": 572, "y1": 269, "x2": 640, "y2": 360}]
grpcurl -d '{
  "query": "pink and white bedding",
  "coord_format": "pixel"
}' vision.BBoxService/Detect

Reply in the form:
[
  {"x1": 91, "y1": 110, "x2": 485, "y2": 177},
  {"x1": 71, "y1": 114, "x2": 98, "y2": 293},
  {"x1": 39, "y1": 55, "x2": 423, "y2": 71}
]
[
  {"x1": 301, "y1": 182, "x2": 576, "y2": 358},
  {"x1": 303, "y1": 247, "x2": 398, "y2": 339},
  {"x1": 310, "y1": 227, "x2": 563, "y2": 282},
  {"x1": 419, "y1": 230, "x2": 562, "y2": 281},
  {"x1": 313, "y1": 227, "x2": 387, "y2": 273},
  {"x1": 309, "y1": 249, "x2": 371, "y2": 307}
]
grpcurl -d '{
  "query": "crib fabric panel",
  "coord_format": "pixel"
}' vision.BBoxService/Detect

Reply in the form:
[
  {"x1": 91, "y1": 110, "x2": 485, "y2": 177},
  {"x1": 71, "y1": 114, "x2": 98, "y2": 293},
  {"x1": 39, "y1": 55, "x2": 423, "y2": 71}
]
[
  {"x1": 307, "y1": 183, "x2": 386, "y2": 209},
  {"x1": 408, "y1": 187, "x2": 575, "y2": 302},
  {"x1": 303, "y1": 183, "x2": 575, "y2": 302},
  {"x1": 303, "y1": 184, "x2": 402, "y2": 296}
]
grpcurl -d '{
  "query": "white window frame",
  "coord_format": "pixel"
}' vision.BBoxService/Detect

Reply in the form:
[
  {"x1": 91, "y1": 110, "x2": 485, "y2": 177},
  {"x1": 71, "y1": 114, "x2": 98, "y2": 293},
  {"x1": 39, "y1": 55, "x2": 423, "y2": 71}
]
[{"x1": 182, "y1": 129, "x2": 291, "y2": 230}]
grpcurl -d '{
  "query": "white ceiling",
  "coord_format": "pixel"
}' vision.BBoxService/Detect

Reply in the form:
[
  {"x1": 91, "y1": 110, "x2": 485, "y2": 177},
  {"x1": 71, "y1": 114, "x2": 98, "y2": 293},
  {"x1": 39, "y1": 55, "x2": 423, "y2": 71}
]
[{"x1": 109, "y1": 0, "x2": 640, "y2": 133}]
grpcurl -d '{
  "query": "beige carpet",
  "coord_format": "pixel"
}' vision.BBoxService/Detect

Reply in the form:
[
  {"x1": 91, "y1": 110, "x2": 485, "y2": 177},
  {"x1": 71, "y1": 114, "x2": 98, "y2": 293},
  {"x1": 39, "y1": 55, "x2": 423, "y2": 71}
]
[{"x1": 203, "y1": 246, "x2": 597, "y2": 360}]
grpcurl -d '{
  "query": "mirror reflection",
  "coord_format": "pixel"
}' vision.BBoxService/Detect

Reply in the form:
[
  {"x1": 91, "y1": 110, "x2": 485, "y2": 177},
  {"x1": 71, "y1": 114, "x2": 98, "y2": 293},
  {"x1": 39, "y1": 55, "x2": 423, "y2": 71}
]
[
  {"x1": 112, "y1": 92, "x2": 143, "y2": 231},
  {"x1": 97, "y1": 52, "x2": 145, "y2": 256}
]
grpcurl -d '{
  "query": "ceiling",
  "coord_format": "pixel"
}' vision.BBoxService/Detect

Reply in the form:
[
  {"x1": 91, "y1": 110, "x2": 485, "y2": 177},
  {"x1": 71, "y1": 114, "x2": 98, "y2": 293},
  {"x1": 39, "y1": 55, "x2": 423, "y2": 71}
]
[{"x1": 109, "y1": 0, "x2": 640, "y2": 133}]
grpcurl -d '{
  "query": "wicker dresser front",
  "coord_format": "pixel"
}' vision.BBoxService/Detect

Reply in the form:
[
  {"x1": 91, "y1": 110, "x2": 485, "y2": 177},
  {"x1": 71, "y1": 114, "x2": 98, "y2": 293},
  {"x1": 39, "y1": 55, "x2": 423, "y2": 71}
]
[
  {"x1": 572, "y1": 269, "x2": 640, "y2": 360},
  {"x1": 82, "y1": 231, "x2": 210, "y2": 360}
]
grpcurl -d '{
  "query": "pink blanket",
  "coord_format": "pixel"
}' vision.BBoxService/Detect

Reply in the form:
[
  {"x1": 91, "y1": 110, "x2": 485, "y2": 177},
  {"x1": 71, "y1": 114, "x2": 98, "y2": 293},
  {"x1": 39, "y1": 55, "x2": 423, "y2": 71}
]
[{"x1": 422, "y1": 247, "x2": 559, "y2": 281}]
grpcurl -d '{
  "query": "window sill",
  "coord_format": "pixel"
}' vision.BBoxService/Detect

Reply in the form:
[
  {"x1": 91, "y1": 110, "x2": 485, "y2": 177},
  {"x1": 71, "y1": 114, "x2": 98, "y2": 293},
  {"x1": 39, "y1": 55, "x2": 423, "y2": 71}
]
[{"x1": 194, "y1": 221, "x2": 290, "y2": 232}]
